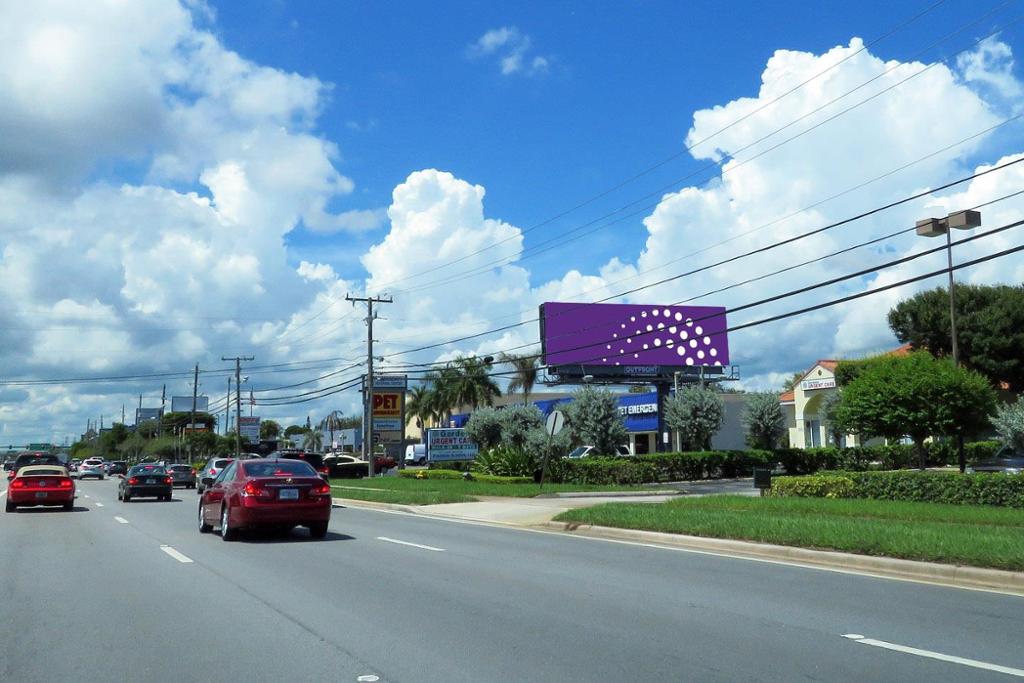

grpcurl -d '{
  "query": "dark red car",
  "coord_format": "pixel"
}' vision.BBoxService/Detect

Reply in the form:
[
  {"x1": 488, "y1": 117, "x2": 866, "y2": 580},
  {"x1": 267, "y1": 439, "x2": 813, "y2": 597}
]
[
  {"x1": 198, "y1": 458, "x2": 332, "y2": 540},
  {"x1": 6, "y1": 465, "x2": 75, "y2": 512}
]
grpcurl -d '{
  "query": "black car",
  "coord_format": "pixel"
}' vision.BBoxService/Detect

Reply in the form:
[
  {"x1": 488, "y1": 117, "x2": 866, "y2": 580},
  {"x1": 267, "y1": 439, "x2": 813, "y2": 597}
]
[
  {"x1": 11, "y1": 452, "x2": 62, "y2": 472},
  {"x1": 324, "y1": 454, "x2": 369, "y2": 479},
  {"x1": 108, "y1": 461, "x2": 128, "y2": 475},
  {"x1": 968, "y1": 446, "x2": 1023, "y2": 474},
  {"x1": 268, "y1": 450, "x2": 330, "y2": 480},
  {"x1": 118, "y1": 464, "x2": 173, "y2": 502}
]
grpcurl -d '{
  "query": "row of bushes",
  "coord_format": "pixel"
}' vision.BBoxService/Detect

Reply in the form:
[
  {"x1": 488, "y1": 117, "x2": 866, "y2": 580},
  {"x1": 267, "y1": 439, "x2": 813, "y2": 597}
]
[
  {"x1": 775, "y1": 441, "x2": 1002, "y2": 474},
  {"x1": 770, "y1": 470, "x2": 1024, "y2": 508},
  {"x1": 397, "y1": 469, "x2": 532, "y2": 484}
]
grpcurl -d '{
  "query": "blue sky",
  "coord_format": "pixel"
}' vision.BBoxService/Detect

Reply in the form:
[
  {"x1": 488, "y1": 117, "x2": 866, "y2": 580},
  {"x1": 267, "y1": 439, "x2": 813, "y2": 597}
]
[
  {"x1": 2, "y1": 0, "x2": 1023, "y2": 442},
  {"x1": 211, "y1": 0, "x2": 1016, "y2": 284}
]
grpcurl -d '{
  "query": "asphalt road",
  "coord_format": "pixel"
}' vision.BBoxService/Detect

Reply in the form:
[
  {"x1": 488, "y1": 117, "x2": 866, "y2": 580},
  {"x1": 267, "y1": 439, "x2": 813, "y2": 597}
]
[{"x1": 2, "y1": 478, "x2": 1022, "y2": 683}]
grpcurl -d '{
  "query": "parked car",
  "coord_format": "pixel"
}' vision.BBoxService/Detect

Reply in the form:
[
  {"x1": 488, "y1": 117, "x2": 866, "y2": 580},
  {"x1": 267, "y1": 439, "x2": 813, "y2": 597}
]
[
  {"x1": 197, "y1": 458, "x2": 234, "y2": 494},
  {"x1": 77, "y1": 458, "x2": 106, "y2": 480},
  {"x1": 167, "y1": 464, "x2": 197, "y2": 489},
  {"x1": 968, "y1": 446, "x2": 1023, "y2": 474},
  {"x1": 404, "y1": 444, "x2": 427, "y2": 466},
  {"x1": 567, "y1": 445, "x2": 632, "y2": 458},
  {"x1": 6, "y1": 465, "x2": 75, "y2": 512},
  {"x1": 375, "y1": 454, "x2": 397, "y2": 471},
  {"x1": 324, "y1": 454, "x2": 368, "y2": 479},
  {"x1": 118, "y1": 464, "x2": 173, "y2": 502},
  {"x1": 268, "y1": 450, "x2": 330, "y2": 480},
  {"x1": 198, "y1": 458, "x2": 332, "y2": 540},
  {"x1": 107, "y1": 461, "x2": 128, "y2": 475}
]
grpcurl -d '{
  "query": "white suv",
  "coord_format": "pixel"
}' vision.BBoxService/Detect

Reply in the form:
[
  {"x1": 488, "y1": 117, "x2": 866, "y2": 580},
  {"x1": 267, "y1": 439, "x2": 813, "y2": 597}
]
[{"x1": 78, "y1": 458, "x2": 106, "y2": 479}]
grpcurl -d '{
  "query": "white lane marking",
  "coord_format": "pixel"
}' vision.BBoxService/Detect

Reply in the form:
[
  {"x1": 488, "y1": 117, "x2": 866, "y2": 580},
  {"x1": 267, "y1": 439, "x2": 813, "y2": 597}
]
[
  {"x1": 0, "y1": 490, "x2": 5, "y2": 498},
  {"x1": 160, "y1": 545, "x2": 194, "y2": 564},
  {"x1": 84, "y1": 494, "x2": 90, "y2": 498},
  {"x1": 842, "y1": 634, "x2": 1024, "y2": 677},
  {"x1": 357, "y1": 676, "x2": 380, "y2": 682},
  {"x1": 95, "y1": 502, "x2": 104, "y2": 507},
  {"x1": 114, "y1": 516, "x2": 129, "y2": 524},
  {"x1": 377, "y1": 536, "x2": 445, "y2": 552}
]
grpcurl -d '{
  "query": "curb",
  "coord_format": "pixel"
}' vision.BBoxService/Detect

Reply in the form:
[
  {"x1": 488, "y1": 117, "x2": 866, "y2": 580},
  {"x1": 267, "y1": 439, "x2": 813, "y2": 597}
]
[
  {"x1": 535, "y1": 490, "x2": 682, "y2": 499},
  {"x1": 331, "y1": 497, "x2": 419, "y2": 515},
  {"x1": 538, "y1": 521, "x2": 1024, "y2": 595}
]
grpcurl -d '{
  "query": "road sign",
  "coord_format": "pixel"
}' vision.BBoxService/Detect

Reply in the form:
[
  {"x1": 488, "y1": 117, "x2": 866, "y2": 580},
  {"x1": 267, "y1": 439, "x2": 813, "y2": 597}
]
[{"x1": 545, "y1": 410, "x2": 565, "y2": 437}]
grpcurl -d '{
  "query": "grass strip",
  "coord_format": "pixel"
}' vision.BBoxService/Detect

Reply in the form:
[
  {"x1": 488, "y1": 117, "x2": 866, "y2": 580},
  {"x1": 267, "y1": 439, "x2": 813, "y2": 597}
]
[
  {"x1": 331, "y1": 484, "x2": 474, "y2": 505},
  {"x1": 554, "y1": 496, "x2": 1024, "y2": 571},
  {"x1": 332, "y1": 476, "x2": 650, "y2": 504}
]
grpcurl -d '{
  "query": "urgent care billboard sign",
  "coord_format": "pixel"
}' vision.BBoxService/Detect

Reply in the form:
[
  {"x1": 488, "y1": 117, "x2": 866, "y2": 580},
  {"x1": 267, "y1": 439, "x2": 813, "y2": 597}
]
[{"x1": 540, "y1": 302, "x2": 729, "y2": 369}]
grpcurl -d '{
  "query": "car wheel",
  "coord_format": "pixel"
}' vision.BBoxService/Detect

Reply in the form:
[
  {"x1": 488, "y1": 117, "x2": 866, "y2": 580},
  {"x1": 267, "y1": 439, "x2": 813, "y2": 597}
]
[
  {"x1": 220, "y1": 506, "x2": 237, "y2": 541},
  {"x1": 5, "y1": 500, "x2": 14, "y2": 513},
  {"x1": 198, "y1": 503, "x2": 212, "y2": 533},
  {"x1": 123, "y1": 492, "x2": 131, "y2": 502},
  {"x1": 63, "y1": 501, "x2": 73, "y2": 511},
  {"x1": 99, "y1": 475, "x2": 104, "y2": 480},
  {"x1": 308, "y1": 521, "x2": 328, "y2": 539}
]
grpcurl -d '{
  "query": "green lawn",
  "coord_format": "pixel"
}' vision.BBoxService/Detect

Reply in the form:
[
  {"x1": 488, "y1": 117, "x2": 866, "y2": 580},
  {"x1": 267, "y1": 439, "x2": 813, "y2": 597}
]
[
  {"x1": 554, "y1": 495, "x2": 1024, "y2": 571},
  {"x1": 331, "y1": 477, "x2": 652, "y2": 505}
]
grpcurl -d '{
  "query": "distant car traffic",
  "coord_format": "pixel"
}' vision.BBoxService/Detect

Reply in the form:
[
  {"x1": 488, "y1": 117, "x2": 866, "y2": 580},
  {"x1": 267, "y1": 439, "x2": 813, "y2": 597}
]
[
  {"x1": 968, "y1": 446, "x2": 1023, "y2": 474},
  {"x1": 6, "y1": 465, "x2": 75, "y2": 512},
  {"x1": 197, "y1": 458, "x2": 234, "y2": 494},
  {"x1": 198, "y1": 458, "x2": 332, "y2": 540},
  {"x1": 118, "y1": 464, "x2": 173, "y2": 502},
  {"x1": 107, "y1": 461, "x2": 128, "y2": 475},
  {"x1": 77, "y1": 458, "x2": 106, "y2": 480},
  {"x1": 167, "y1": 464, "x2": 197, "y2": 489}
]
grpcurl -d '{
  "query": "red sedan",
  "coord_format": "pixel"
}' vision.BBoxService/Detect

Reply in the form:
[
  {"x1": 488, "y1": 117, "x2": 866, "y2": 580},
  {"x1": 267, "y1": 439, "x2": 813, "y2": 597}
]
[
  {"x1": 6, "y1": 465, "x2": 75, "y2": 512},
  {"x1": 198, "y1": 458, "x2": 332, "y2": 541}
]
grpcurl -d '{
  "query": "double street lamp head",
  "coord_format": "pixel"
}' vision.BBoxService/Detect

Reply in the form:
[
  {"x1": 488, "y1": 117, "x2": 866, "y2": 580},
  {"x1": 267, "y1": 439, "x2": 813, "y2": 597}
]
[{"x1": 915, "y1": 209, "x2": 981, "y2": 238}]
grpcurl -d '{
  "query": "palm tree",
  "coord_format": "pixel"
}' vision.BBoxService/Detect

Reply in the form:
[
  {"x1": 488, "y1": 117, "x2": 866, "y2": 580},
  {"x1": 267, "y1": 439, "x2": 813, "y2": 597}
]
[
  {"x1": 319, "y1": 410, "x2": 346, "y2": 451},
  {"x1": 406, "y1": 385, "x2": 434, "y2": 432},
  {"x1": 501, "y1": 352, "x2": 540, "y2": 405},
  {"x1": 302, "y1": 430, "x2": 323, "y2": 452},
  {"x1": 449, "y1": 356, "x2": 501, "y2": 410}
]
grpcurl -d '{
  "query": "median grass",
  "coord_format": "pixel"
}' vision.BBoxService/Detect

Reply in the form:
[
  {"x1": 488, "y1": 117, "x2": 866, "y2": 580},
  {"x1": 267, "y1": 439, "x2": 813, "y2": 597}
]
[
  {"x1": 553, "y1": 495, "x2": 1024, "y2": 571},
  {"x1": 331, "y1": 476, "x2": 651, "y2": 505}
]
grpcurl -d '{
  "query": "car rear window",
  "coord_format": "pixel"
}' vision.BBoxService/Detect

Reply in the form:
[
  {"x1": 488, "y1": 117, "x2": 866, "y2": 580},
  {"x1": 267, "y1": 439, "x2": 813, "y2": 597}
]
[
  {"x1": 23, "y1": 468, "x2": 65, "y2": 477},
  {"x1": 130, "y1": 465, "x2": 167, "y2": 475},
  {"x1": 15, "y1": 454, "x2": 61, "y2": 467},
  {"x1": 242, "y1": 461, "x2": 317, "y2": 477},
  {"x1": 213, "y1": 459, "x2": 231, "y2": 469},
  {"x1": 169, "y1": 465, "x2": 191, "y2": 472}
]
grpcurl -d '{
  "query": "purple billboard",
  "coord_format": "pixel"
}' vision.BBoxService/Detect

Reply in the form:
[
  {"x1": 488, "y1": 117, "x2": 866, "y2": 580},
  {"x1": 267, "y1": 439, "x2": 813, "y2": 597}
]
[{"x1": 540, "y1": 302, "x2": 730, "y2": 368}]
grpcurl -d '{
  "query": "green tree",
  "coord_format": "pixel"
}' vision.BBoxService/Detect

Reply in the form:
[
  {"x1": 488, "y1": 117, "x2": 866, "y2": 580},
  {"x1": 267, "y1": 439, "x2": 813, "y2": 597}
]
[
  {"x1": 781, "y1": 371, "x2": 804, "y2": 392},
  {"x1": 501, "y1": 352, "x2": 540, "y2": 404},
  {"x1": 406, "y1": 384, "x2": 435, "y2": 432},
  {"x1": 665, "y1": 385, "x2": 724, "y2": 451},
  {"x1": 449, "y1": 356, "x2": 501, "y2": 409},
  {"x1": 564, "y1": 385, "x2": 628, "y2": 455},
  {"x1": 498, "y1": 404, "x2": 544, "y2": 450},
  {"x1": 118, "y1": 432, "x2": 147, "y2": 461},
  {"x1": 887, "y1": 283, "x2": 1024, "y2": 391},
  {"x1": 284, "y1": 424, "x2": 308, "y2": 437},
  {"x1": 464, "y1": 407, "x2": 503, "y2": 451},
  {"x1": 97, "y1": 423, "x2": 129, "y2": 456},
  {"x1": 260, "y1": 419, "x2": 281, "y2": 439},
  {"x1": 833, "y1": 351, "x2": 997, "y2": 469},
  {"x1": 991, "y1": 397, "x2": 1024, "y2": 451},
  {"x1": 318, "y1": 411, "x2": 345, "y2": 448},
  {"x1": 820, "y1": 391, "x2": 845, "y2": 447},
  {"x1": 742, "y1": 392, "x2": 786, "y2": 450}
]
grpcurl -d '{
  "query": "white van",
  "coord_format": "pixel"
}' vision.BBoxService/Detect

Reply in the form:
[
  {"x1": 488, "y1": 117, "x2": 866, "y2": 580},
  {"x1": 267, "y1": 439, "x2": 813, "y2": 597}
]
[{"x1": 404, "y1": 444, "x2": 427, "y2": 466}]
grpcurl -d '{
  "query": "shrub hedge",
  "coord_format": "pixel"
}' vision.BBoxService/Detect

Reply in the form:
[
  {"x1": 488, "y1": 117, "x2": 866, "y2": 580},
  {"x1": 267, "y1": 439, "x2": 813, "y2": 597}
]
[
  {"x1": 397, "y1": 469, "x2": 532, "y2": 484},
  {"x1": 771, "y1": 470, "x2": 1024, "y2": 508}
]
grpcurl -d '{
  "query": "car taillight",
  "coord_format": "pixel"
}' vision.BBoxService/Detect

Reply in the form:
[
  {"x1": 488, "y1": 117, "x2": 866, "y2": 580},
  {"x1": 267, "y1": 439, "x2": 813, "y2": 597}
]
[
  {"x1": 6, "y1": 471, "x2": 14, "y2": 480},
  {"x1": 318, "y1": 467, "x2": 328, "y2": 475},
  {"x1": 128, "y1": 477, "x2": 139, "y2": 485},
  {"x1": 241, "y1": 481, "x2": 273, "y2": 499},
  {"x1": 59, "y1": 479, "x2": 73, "y2": 488},
  {"x1": 10, "y1": 479, "x2": 25, "y2": 489},
  {"x1": 310, "y1": 482, "x2": 331, "y2": 496},
  {"x1": 209, "y1": 468, "x2": 217, "y2": 476},
  {"x1": 191, "y1": 468, "x2": 197, "y2": 475},
  {"x1": 164, "y1": 477, "x2": 173, "y2": 485}
]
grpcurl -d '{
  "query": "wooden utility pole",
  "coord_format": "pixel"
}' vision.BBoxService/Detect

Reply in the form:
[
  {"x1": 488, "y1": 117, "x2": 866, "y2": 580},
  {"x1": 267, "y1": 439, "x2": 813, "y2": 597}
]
[
  {"x1": 346, "y1": 293, "x2": 392, "y2": 477},
  {"x1": 189, "y1": 363, "x2": 199, "y2": 465},
  {"x1": 221, "y1": 356, "x2": 253, "y2": 458}
]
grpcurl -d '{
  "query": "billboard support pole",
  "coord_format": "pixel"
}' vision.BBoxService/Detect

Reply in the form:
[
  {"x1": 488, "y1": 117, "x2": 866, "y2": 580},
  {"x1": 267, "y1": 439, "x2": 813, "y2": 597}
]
[
  {"x1": 656, "y1": 381, "x2": 670, "y2": 454},
  {"x1": 189, "y1": 363, "x2": 198, "y2": 466}
]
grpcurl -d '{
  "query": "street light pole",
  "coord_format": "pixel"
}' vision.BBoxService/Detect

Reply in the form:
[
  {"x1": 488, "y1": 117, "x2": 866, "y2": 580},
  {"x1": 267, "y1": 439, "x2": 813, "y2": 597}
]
[{"x1": 916, "y1": 209, "x2": 981, "y2": 473}]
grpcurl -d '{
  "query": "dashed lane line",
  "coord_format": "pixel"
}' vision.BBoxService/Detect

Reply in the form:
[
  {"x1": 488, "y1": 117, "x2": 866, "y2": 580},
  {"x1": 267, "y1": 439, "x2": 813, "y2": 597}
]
[
  {"x1": 376, "y1": 536, "x2": 445, "y2": 552},
  {"x1": 114, "y1": 516, "x2": 129, "y2": 524},
  {"x1": 159, "y1": 545, "x2": 194, "y2": 563}
]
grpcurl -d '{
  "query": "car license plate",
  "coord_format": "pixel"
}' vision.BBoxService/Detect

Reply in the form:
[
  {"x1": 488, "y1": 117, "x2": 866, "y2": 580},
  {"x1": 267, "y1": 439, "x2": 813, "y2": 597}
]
[
  {"x1": 279, "y1": 488, "x2": 298, "y2": 500},
  {"x1": 35, "y1": 492, "x2": 47, "y2": 499},
  {"x1": 148, "y1": 477, "x2": 157, "y2": 484}
]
